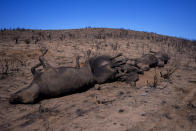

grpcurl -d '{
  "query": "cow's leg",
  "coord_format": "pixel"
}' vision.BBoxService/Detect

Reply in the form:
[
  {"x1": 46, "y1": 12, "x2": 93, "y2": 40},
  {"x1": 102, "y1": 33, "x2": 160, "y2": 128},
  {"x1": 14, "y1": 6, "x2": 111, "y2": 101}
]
[
  {"x1": 111, "y1": 59, "x2": 127, "y2": 68},
  {"x1": 38, "y1": 48, "x2": 54, "y2": 70},
  {"x1": 31, "y1": 63, "x2": 42, "y2": 75},
  {"x1": 110, "y1": 53, "x2": 127, "y2": 68},
  {"x1": 31, "y1": 56, "x2": 52, "y2": 76},
  {"x1": 31, "y1": 48, "x2": 51, "y2": 75},
  {"x1": 110, "y1": 53, "x2": 122, "y2": 60},
  {"x1": 39, "y1": 55, "x2": 52, "y2": 69}
]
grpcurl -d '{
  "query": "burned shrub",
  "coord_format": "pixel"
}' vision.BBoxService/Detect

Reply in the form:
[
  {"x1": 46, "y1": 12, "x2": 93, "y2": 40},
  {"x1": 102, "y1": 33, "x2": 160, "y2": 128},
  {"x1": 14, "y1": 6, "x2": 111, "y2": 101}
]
[
  {"x1": 24, "y1": 39, "x2": 31, "y2": 44},
  {"x1": 160, "y1": 65, "x2": 177, "y2": 80},
  {"x1": 0, "y1": 56, "x2": 24, "y2": 79},
  {"x1": 13, "y1": 36, "x2": 19, "y2": 44}
]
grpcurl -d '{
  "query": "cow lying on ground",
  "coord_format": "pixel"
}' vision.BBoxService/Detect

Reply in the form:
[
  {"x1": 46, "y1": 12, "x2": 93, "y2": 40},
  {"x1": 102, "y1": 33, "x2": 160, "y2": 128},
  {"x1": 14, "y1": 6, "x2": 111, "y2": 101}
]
[
  {"x1": 9, "y1": 50, "x2": 125, "y2": 104},
  {"x1": 9, "y1": 50, "x2": 169, "y2": 104}
]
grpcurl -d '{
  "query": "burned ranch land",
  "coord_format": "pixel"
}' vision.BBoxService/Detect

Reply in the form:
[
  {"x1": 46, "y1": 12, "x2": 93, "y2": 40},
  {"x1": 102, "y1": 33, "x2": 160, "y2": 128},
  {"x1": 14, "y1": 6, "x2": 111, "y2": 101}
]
[{"x1": 0, "y1": 28, "x2": 196, "y2": 131}]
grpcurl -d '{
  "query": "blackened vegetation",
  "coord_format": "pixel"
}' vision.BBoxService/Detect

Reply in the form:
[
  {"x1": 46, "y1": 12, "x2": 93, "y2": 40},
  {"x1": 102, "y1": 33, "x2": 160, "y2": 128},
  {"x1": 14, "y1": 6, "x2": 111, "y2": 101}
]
[
  {"x1": 9, "y1": 49, "x2": 169, "y2": 104},
  {"x1": 0, "y1": 56, "x2": 24, "y2": 79},
  {"x1": 1, "y1": 28, "x2": 195, "y2": 54}
]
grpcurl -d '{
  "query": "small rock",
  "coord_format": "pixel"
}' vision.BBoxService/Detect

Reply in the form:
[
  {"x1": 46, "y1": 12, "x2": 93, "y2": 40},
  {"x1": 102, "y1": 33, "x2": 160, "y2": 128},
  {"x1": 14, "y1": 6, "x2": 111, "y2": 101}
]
[
  {"x1": 163, "y1": 113, "x2": 172, "y2": 120},
  {"x1": 119, "y1": 109, "x2": 125, "y2": 113},
  {"x1": 191, "y1": 100, "x2": 196, "y2": 108},
  {"x1": 95, "y1": 84, "x2": 101, "y2": 90},
  {"x1": 161, "y1": 100, "x2": 167, "y2": 104},
  {"x1": 118, "y1": 91, "x2": 124, "y2": 96},
  {"x1": 172, "y1": 105, "x2": 180, "y2": 109},
  {"x1": 141, "y1": 93, "x2": 148, "y2": 96}
]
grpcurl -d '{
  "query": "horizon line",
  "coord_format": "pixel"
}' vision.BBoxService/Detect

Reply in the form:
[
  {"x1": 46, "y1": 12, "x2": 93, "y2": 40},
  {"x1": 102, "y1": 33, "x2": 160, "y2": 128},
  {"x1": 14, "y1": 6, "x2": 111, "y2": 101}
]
[{"x1": 1, "y1": 26, "x2": 195, "y2": 41}]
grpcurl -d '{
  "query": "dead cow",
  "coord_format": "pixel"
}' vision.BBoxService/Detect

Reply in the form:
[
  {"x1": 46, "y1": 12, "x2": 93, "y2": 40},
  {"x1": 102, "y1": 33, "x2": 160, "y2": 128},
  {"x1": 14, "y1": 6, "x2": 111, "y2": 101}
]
[
  {"x1": 9, "y1": 49, "x2": 169, "y2": 104},
  {"x1": 9, "y1": 50, "x2": 124, "y2": 104}
]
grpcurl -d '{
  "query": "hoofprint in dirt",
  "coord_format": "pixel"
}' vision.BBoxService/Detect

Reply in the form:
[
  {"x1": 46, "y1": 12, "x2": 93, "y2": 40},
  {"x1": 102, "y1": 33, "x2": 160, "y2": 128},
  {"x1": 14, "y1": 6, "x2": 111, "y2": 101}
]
[{"x1": 0, "y1": 28, "x2": 196, "y2": 131}]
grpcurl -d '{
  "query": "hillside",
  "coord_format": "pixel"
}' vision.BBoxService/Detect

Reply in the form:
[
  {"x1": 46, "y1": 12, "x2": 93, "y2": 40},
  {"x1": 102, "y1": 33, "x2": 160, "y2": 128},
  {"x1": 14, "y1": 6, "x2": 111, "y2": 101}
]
[{"x1": 0, "y1": 28, "x2": 196, "y2": 131}]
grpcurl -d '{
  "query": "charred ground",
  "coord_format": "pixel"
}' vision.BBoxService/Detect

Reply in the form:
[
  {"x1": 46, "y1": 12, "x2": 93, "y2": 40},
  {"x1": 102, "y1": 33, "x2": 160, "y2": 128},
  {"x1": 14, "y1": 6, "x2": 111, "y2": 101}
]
[{"x1": 0, "y1": 28, "x2": 196, "y2": 131}]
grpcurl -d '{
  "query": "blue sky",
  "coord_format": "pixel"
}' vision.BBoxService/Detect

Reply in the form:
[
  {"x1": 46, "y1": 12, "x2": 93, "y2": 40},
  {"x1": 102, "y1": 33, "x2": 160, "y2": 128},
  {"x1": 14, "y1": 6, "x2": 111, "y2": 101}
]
[{"x1": 0, "y1": 0, "x2": 196, "y2": 40}]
